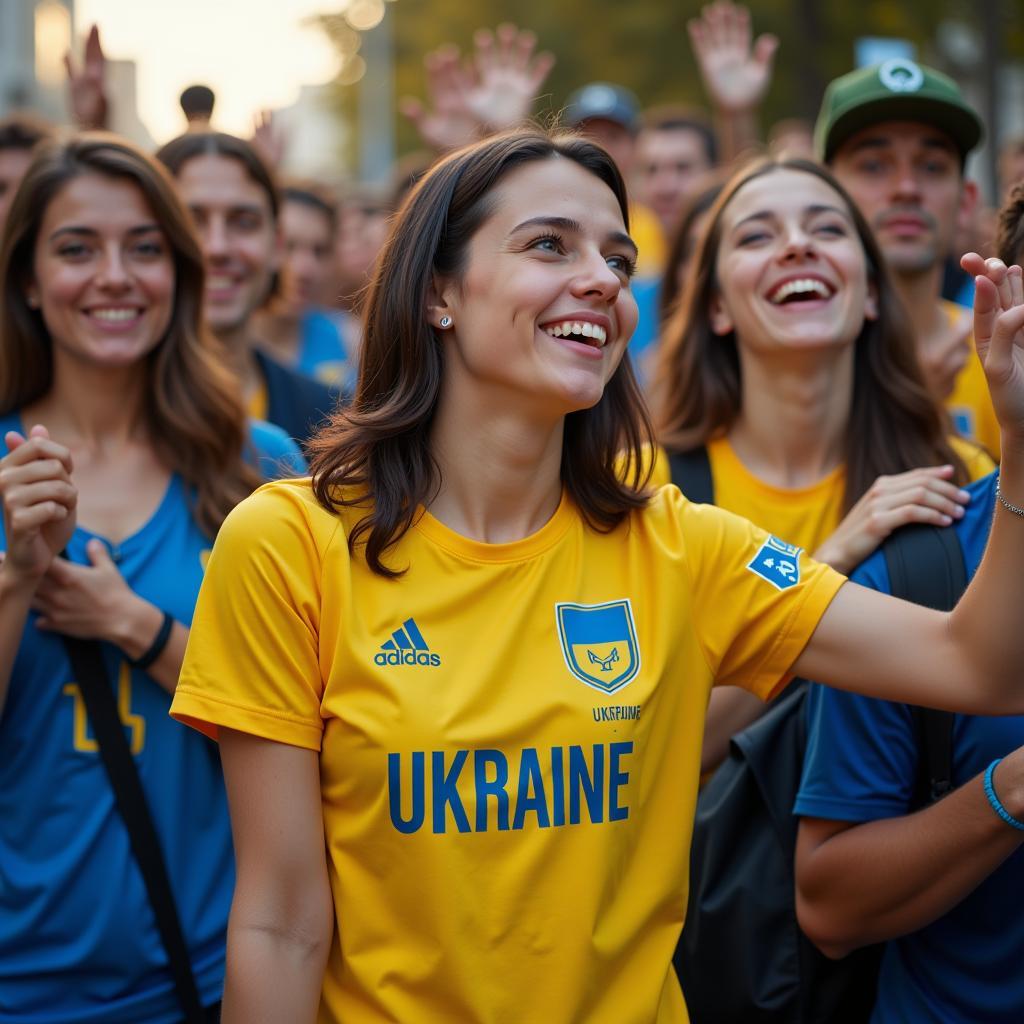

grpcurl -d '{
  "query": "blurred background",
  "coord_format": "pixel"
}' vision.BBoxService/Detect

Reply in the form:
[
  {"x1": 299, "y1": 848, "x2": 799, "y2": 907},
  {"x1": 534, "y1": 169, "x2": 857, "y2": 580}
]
[{"x1": 1, "y1": 0, "x2": 1021, "y2": 198}]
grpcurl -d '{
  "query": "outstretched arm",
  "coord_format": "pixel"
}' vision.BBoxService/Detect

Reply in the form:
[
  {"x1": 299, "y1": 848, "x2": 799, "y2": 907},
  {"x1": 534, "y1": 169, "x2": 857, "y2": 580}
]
[{"x1": 794, "y1": 259, "x2": 1024, "y2": 714}]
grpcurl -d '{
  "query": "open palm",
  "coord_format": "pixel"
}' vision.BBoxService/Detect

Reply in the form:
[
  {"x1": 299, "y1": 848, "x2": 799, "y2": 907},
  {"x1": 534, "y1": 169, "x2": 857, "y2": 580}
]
[
  {"x1": 962, "y1": 252, "x2": 1024, "y2": 440},
  {"x1": 688, "y1": 2, "x2": 778, "y2": 112}
]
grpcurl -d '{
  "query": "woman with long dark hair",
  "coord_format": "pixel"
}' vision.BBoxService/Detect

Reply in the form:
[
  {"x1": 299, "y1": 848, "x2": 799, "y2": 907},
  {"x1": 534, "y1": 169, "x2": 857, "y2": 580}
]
[
  {"x1": 652, "y1": 157, "x2": 993, "y2": 768},
  {"x1": 0, "y1": 135, "x2": 303, "y2": 1022},
  {"x1": 171, "y1": 130, "x2": 1024, "y2": 1023}
]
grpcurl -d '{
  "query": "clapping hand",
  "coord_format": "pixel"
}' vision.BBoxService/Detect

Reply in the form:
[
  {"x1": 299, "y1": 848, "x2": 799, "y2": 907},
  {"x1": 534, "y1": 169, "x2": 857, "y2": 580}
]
[
  {"x1": 961, "y1": 253, "x2": 1024, "y2": 447},
  {"x1": 0, "y1": 427, "x2": 76, "y2": 587},
  {"x1": 687, "y1": 1, "x2": 778, "y2": 114},
  {"x1": 400, "y1": 24, "x2": 554, "y2": 152}
]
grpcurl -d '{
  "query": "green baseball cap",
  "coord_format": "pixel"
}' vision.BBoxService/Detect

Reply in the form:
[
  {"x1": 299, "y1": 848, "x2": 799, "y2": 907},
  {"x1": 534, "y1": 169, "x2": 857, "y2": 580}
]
[{"x1": 815, "y1": 58, "x2": 983, "y2": 163}]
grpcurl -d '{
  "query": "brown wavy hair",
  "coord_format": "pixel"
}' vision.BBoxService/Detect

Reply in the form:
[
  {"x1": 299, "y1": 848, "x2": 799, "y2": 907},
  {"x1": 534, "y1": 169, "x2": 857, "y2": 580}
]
[
  {"x1": 309, "y1": 129, "x2": 654, "y2": 577},
  {"x1": 0, "y1": 133, "x2": 260, "y2": 537},
  {"x1": 653, "y1": 156, "x2": 966, "y2": 508}
]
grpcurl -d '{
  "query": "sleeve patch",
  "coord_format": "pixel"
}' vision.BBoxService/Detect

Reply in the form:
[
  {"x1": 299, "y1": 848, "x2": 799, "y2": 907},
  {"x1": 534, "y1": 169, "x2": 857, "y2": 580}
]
[{"x1": 746, "y1": 535, "x2": 802, "y2": 591}]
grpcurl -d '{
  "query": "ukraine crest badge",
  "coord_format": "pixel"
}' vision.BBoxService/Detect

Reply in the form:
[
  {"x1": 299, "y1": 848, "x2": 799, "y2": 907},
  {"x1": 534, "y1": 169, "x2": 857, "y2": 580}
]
[{"x1": 556, "y1": 599, "x2": 641, "y2": 694}]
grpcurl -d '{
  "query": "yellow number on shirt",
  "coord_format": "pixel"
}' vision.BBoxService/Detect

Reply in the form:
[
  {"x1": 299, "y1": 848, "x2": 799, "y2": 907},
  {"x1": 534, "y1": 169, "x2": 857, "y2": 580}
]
[{"x1": 63, "y1": 661, "x2": 146, "y2": 755}]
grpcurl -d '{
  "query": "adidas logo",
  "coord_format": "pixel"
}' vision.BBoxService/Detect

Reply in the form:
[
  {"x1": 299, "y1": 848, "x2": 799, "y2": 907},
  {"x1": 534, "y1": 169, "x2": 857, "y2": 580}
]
[{"x1": 374, "y1": 618, "x2": 441, "y2": 667}]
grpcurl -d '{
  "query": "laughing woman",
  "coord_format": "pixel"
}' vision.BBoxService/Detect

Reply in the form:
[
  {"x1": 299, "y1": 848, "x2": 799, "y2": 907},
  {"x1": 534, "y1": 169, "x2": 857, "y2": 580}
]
[
  {"x1": 170, "y1": 131, "x2": 1024, "y2": 1024},
  {"x1": 651, "y1": 158, "x2": 994, "y2": 770},
  {"x1": 0, "y1": 136, "x2": 303, "y2": 1023}
]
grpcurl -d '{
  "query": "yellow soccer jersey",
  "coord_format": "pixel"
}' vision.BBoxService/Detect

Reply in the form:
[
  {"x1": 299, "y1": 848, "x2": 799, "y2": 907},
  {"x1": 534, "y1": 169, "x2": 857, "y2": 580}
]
[
  {"x1": 172, "y1": 478, "x2": 844, "y2": 1024},
  {"x1": 942, "y1": 300, "x2": 1000, "y2": 459},
  {"x1": 649, "y1": 437, "x2": 994, "y2": 552}
]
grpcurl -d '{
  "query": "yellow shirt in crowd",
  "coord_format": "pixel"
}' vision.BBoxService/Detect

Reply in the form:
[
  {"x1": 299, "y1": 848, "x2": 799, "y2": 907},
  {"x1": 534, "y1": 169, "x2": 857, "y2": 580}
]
[
  {"x1": 172, "y1": 478, "x2": 844, "y2": 1024},
  {"x1": 648, "y1": 435, "x2": 994, "y2": 553},
  {"x1": 943, "y1": 300, "x2": 1001, "y2": 459},
  {"x1": 629, "y1": 200, "x2": 666, "y2": 277}
]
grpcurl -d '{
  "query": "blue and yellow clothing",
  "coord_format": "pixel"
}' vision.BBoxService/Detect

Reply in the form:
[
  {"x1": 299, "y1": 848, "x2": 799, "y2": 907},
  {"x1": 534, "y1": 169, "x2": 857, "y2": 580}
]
[
  {"x1": 252, "y1": 349, "x2": 337, "y2": 446},
  {"x1": 647, "y1": 436, "x2": 993, "y2": 554},
  {"x1": 296, "y1": 310, "x2": 358, "y2": 394},
  {"x1": 943, "y1": 300, "x2": 1000, "y2": 458},
  {"x1": 172, "y1": 479, "x2": 844, "y2": 1023},
  {"x1": 0, "y1": 414, "x2": 305, "y2": 1024},
  {"x1": 796, "y1": 472, "x2": 1024, "y2": 1024}
]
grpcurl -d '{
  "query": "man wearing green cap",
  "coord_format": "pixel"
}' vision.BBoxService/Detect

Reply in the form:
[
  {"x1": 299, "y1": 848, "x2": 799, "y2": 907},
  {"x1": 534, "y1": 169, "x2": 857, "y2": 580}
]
[{"x1": 817, "y1": 58, "x2": 999, "y2": 458}]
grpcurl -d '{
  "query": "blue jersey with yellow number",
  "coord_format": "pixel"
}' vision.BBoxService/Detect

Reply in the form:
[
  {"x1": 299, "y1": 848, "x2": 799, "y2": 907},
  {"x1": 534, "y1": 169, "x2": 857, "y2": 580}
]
[{"x1": 0, "y1": 413, "x2": 305, "y2": 1024}]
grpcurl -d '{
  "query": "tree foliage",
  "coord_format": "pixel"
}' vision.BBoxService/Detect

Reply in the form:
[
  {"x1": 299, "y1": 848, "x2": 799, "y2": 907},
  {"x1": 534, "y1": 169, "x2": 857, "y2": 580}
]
[{"x1": 320, "y1": 0, "x2": 1023, "y2": 174}]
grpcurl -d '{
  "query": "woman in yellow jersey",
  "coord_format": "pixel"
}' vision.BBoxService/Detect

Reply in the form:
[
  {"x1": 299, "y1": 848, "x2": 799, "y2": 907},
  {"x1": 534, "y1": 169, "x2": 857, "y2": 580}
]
[
  {"x1": 651, "y1": 157, "x2": 994, "y2": 769},
  {"x1": 170, "y1": 131, "x2": 1024, "y2": 1024}
]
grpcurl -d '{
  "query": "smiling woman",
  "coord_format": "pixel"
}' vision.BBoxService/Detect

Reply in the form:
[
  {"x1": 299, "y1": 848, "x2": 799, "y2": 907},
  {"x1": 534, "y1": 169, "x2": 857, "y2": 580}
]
[
  {"x1": 652, "y1": 157, "x2": 994, "y2": 773},
  {"x1": 169, "y1": 130, "x2": 1024, "y2": 1024},
  {"x1": 0, "y1": 134, "x2": 304, "y2": 1023}
]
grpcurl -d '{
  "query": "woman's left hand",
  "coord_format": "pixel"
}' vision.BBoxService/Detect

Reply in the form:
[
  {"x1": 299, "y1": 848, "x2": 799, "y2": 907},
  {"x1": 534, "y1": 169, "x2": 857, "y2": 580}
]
[
  {"x1": 960, "y1": 253, "x2": 1024, "y2": 448},
  {"x1": 31, "y1": 538, "x2": 156, "y2": 650}
]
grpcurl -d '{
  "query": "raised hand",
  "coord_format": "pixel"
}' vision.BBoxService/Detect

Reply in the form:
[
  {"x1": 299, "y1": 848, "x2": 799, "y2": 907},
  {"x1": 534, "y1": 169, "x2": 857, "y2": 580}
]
[
  {"x1": 462, "y1": 25, "x2": 555, "y2": 133},
  {"x1": 400, "y1": 24, "x2": 554, "y2": 153},
  {"x1": 920, "y1": 306, "x2": 972, "y2": 401},
  {"x1": 687, "y1": 1, "x2": 778, "y2": 113},
  {"x1": 65, "y1": 24, "x2": 108, "y2": 130},
  {"x1": 961, "y1": 253, "x2": 1024, "y2": 445},
  {"x1": 813, "y1": 466, "x2": 971, "y2": 574},
  {"x1": 251, "y1": 109, "x2": 287, "y2": 170},
  {"x1": 0, "y1": 427, "x2": 77, "y2": 586}
]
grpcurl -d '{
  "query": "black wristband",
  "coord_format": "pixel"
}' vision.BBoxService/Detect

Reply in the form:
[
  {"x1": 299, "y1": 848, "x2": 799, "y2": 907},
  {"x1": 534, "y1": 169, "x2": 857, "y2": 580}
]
[{"x1": 129, "y1": 611, "x2": 174, "y2": 671}]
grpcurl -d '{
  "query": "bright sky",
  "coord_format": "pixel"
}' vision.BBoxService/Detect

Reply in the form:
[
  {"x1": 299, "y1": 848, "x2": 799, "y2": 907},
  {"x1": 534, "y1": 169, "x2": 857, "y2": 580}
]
[{"x1": 76, "y1": 0, "x2": 342, "y2": 144}]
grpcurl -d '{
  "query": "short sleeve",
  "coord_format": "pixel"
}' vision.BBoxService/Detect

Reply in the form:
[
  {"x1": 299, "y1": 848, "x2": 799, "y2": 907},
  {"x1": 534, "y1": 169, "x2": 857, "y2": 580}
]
[
  {"x1": 680, "y1": 497, "x2": 846, "y2": 700},
  {"x1": 795, "y1": 682, "x2": 919, "y2": 822},
  {"x1": 795, "y1": 540, "x2": 923, "y2": 822},
  {"x1": 171, "y1": 481, "x2": 334, "y2": 750}
]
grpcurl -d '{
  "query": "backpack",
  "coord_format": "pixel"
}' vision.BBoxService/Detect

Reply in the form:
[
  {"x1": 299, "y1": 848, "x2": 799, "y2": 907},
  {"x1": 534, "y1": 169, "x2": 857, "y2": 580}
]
[{"x1": 668, "y1": 446, "x2": 964, "y2": 1024}]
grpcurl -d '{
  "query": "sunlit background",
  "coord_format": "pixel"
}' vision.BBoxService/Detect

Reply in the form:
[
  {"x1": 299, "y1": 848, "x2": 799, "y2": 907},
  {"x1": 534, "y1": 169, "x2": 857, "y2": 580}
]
[{"x1": 2, "y1": 0, "x2": 1022, "y2": 196}]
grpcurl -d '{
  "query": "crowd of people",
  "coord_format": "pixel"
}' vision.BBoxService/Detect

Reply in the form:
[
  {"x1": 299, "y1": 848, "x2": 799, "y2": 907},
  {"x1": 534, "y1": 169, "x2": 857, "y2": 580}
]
[{"x1": 2, "y1": 3, "x2": 1024, "y2": 1022}]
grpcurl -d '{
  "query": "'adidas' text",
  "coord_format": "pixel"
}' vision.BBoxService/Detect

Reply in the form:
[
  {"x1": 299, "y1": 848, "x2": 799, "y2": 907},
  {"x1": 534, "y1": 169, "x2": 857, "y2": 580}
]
[
  {"x1": 375, "y1": 617, "x2": 441, "y2": 667},
  {"x1": 375, "y1": 650, "x2": 441, "y2": 667}
]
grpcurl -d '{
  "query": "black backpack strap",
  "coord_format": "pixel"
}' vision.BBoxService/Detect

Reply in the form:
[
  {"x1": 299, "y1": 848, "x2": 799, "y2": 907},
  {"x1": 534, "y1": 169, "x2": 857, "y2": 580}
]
[
  {"x1": 882, "y1": 525, "x2": 967, "y2": 806},
  {"x1": 667, "y1": 445, "x2": 714, "y2": 504},
  {"x1": 61, "y1": 634, "x2": 206, "y2": 1022}
]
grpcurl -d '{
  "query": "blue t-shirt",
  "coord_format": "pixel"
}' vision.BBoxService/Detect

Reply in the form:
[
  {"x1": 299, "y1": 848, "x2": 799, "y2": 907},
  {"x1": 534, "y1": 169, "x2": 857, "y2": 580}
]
[
  {"x1": 796, "y1": 471, "x2": 1024, "y2": 1023},
  {"x1": 0, "y1": 414, "x2": 305, "y2": 1023}
]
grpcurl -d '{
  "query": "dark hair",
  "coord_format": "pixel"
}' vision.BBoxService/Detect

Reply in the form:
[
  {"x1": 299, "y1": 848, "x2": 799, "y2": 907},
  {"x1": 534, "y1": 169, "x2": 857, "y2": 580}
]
[
  {"x1": 653, "y1": 156, "x2": 966, "y2": 508},
  {"x1": 309, "y1": 129, "x2": 654, "y2": 577},
  {"x1": 155, "y1": 132, "x2": 279, "y2": 221},
  {"x1": 0, "y1": 114, "x2": 54, "y2": 153},
  {"x1": 179, "y1": 85, "x2": 215, "y2": 120},
  {"x1": 657, "y1": 178, "x2": 726, "y2": 327},
  {"x1": 0, "y1": 133, "x2": 260, "y2": 536},
  {"x1": 996, "y1": 181, "x2": 1024, "y2": 267},
  {"x1": 640, "y1": 105, "x2": 718, "y2": 166},
  {"x1": 282, "y1": 182, "x2": 337, "y2": 234}
]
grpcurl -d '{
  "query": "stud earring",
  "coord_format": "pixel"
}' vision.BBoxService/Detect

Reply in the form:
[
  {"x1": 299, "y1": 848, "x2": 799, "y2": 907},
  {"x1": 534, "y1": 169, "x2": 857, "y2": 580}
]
[{"x1": 439, "y1": 316, "x2": 452, "y2": 328}]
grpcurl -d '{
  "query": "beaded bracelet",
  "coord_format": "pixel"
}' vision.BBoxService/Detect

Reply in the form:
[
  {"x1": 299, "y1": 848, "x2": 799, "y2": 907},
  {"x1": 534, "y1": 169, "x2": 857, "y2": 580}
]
[
  {"x1": 995, "y1": 481, "x2": 1024, "y2": 518},
  {"x1": 982, "y1": 758, "x2": 1024, "y2": 832}
]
